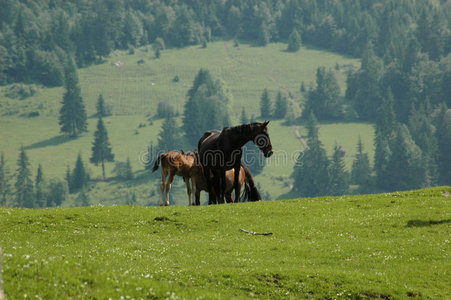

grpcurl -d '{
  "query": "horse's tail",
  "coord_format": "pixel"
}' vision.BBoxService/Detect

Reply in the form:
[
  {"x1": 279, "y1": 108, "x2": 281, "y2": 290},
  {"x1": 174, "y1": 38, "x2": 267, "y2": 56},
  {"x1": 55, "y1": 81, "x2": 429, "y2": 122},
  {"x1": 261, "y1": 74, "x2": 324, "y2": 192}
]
[
  {"x1": 151, "y1": 154, "x2": 164, "y2": 172},
  {"x1": 242, "y1": 164, "x2": 261, "y2": 202}
]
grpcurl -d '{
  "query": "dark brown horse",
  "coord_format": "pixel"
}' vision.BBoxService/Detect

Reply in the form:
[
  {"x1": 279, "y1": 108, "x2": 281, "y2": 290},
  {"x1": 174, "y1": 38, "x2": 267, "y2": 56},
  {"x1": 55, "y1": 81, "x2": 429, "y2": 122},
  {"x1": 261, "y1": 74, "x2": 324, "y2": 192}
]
[
  {"x1": 188, "y1": 151, "x2": 261, "y2": 205},
  {"x1": 198, "y1": 121, "x2": 272, "y2": 204}
]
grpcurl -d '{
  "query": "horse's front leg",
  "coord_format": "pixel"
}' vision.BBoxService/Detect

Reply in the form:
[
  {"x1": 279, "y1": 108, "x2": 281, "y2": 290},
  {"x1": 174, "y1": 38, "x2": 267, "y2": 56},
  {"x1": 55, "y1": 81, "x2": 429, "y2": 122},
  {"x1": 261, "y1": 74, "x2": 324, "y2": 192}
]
[
  {"x1": 218, "y1": 171, "x2": 226, "y2": 204},
  {"x1": 205, "y1": 167, "x2": 215, "y2": 205},
  {"x1": 233, "y1": 164, "x2": 240, "y2": 203}
]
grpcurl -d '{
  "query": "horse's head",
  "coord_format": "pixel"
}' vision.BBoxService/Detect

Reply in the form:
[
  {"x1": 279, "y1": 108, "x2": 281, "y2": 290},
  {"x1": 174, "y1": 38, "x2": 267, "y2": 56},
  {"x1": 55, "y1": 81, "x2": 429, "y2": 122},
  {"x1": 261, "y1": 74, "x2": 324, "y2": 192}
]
[{"x1": 253, "y1": 121, "x2": 273, "y2": 158}]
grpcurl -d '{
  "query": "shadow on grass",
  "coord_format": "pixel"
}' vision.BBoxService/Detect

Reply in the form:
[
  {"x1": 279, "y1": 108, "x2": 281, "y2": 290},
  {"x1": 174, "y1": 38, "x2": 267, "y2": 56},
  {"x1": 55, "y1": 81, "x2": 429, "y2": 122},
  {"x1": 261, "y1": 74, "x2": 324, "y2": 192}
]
[
  {"x1": 24, "y1": 135, "x2": 72, "y2": 150},
  {"x1": 406, "y1": 219, "x2": 451, "y2": 228}
]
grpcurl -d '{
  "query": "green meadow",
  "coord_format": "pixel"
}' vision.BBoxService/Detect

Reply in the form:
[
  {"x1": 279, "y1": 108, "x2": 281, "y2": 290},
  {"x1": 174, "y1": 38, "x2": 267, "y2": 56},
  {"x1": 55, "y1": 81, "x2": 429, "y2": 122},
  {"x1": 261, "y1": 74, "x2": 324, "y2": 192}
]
[
  {"x1": 0, "y1": 41, "x2": 371, "y2": 205},
  {"x1": 0, "y1": 187, "x2": 450, "y2": 299}
]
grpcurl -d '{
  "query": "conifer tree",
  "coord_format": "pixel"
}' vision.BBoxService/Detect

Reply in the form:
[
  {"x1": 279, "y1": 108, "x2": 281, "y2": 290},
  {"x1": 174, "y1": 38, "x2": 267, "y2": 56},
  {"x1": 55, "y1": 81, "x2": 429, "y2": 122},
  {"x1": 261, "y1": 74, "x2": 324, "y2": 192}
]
[
  {"x1": 386, "y1": 125, "x2": 425, "y2": 191},
  {"x1": 260, "y1": 89, "x2": 272, "y2": 119},
  {"x1": 240, "y1": 107, "x2": 248, "y2": 124},
  {"x1": 273, "y1": 91, "x2": 288, "y2": 119},
  {"x1": 351, "y1": 136, "x2": 372, "y2": 193},
  {"x1": 329, "y1": 144, "x2": 349, "y2": 196},
  {"x1": 76, "y1": 187, "x2": 90, "y2": 207},
  {"x1": 304, "y1": 67, "x2": 342, "y2": 120},
  {"x1": 408, "y1": 102, "x2": 438, "y2": 186},
  {"x1": 47, "y1": 178, "x2": 68, "y2": 207},
  {"x1": 59, "y1": 59, "x2": 88, "y2": 137},
  {"x1": 65, "y1": 166, "x2": 72, "y2": 186},
  {"x1": 0, "y1": 152, "x2": 11, "y2": 206},
  {"x1": 291, "y1": 113, "x2": 330, "y2": 197},
  {"x1": 15, "y1": 147, "x2": 34, "y2": 208},
  {"x1": 374, "y1": 91, "x2": 397, "y2": 190},
  {"x1": 90, "y1": 117, "x2": 115, "y2": 180},
  {"x1": 35, "y1": 164, "x2": 45, "y2": 208},
  {"x1": 96, "y1": 94, "x2": 106, "y2": 118},
  {"x1": 433, "y1": 103, "x2": 451, "y2": 185},
  {"x1": 287, "y1": 28, "x2": 301, "y2": 52},
  {"x1": 157, "y1": 115, "x2": 181, "y2": 152},
  {"x1": 183, "y1": 69, "x2": 231, "y2": 146},
  {"x1": 71, "y1": 153, "x2": 88, "y2": 192}
]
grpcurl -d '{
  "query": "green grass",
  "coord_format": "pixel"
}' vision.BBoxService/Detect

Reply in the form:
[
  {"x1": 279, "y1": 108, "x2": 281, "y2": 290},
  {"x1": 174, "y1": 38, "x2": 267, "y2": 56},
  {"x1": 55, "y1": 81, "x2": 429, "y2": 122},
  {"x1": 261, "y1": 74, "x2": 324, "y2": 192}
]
[
  {"x1": 1, "y1": 187, "x2": 450, "y2": 299},
  {"x1": 0, "y1": 40, "x2": 369, "y2": 205}
]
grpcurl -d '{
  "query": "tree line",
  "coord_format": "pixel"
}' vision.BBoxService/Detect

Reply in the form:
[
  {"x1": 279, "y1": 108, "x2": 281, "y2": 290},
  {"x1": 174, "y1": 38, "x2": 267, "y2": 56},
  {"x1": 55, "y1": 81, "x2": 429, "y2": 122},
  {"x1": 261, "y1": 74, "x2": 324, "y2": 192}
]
[{"x1": 2, "y1": 0, "x2": 451, "y2": 86}]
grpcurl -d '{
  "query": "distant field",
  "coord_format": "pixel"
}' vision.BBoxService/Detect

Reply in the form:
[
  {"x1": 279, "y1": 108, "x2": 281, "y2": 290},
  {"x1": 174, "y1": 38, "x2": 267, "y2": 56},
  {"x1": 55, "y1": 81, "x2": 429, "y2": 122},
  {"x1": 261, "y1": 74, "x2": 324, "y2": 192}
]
[
  {"x1": 1, "y1": 187, "x2": 450, "y2": 298},
  {"x1": 0, "y1": 41, "x2": 367, "y2": 205}
]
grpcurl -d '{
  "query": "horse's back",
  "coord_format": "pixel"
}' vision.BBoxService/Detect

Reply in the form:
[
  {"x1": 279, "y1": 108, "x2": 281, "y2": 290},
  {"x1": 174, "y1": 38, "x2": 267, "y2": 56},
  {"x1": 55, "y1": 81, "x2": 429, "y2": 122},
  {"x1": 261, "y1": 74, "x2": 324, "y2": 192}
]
[{"x1": 198, "y1": 129, "x2": 221, "y2": 153}]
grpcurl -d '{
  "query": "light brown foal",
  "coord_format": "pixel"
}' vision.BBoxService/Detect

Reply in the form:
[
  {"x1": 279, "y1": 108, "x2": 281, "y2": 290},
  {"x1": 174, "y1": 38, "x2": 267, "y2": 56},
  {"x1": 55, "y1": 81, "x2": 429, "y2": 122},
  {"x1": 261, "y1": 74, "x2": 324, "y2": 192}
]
[{"x1": 151, "y1": 151, "x2": 196, "y2": 206}]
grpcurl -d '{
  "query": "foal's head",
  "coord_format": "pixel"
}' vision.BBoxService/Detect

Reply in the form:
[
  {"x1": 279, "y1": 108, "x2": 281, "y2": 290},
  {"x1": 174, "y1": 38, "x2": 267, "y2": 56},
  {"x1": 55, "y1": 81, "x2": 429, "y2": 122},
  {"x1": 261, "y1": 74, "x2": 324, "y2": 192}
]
[{"x1": 252, "y1": 121, "x2": 273, "y2": 158}]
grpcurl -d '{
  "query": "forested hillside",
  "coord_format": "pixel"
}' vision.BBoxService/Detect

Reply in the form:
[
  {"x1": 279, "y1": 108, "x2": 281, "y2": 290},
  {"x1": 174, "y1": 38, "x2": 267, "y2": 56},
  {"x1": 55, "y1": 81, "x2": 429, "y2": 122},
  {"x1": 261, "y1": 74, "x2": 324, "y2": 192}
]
[
  {"x1": 0, "y1": 0, "x2": 450, "y2": 208},
  {"x1": 2, "y1": 0, "x2": 451, "y2": 86}
]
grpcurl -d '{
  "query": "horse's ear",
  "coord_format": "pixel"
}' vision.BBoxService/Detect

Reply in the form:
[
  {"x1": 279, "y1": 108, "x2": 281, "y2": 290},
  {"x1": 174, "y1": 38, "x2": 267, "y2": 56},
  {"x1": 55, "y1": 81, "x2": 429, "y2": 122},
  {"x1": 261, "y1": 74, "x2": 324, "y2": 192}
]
[
  {"x1": 180, "y1": 149, "x2": 185, "y2": 154},
  {"x1": 263, "y1": 120, "x2": 270, "y2": 127}
]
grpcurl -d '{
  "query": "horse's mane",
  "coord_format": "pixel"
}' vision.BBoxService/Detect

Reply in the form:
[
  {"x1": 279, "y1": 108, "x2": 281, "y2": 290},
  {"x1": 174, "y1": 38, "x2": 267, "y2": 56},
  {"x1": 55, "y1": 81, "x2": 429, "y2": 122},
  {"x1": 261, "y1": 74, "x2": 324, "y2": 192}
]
[{"x1": 226, "y1": 123, "x2": 255, "y2": 135}]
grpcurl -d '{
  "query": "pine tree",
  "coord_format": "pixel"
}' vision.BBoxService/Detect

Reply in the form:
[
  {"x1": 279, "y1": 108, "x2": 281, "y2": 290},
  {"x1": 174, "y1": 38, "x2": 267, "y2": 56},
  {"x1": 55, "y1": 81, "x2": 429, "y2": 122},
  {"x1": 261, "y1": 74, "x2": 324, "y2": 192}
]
[
  {"x1": 47, "y1": 178, "x2": 68, "y2": 207},
  {"x1": 433, "y1": 103, "x2": 451, "y2": 185},
  {"x1": 273, "y1": 91, "x2": 288, "y2": 119},
  {"x1": 291, "y1": 113, "x2": 330, "y2": 197},
  {"x1": 155, "y1": 47, "x2": 161, "y2": 59},
  {"x1": 240, "y1": 107, "x2": 248, "y2": 124},
  {"x1": 125, "y1": 157, "x2": 133, "y2": 180},
  {"x1": 287, "y1": 28, "x2": 301, "y2": 52},
  {"x1": 15, "y1": 147, "x2": 34, "y2": 208},
  {"x1": 90, "y1": 117, "x2": 114, "y2": 180},
  {"x1": 65, "y1": 165, "x2": 71, "y2": 186},
  {"x1": 76, "y1": 187, "x2": 90, "y2": 207},
  {"x1": 374, "y1": 91, "x2": 397, "y2": 190},
  {"x1": 183, "y1": 69, "x2": 231, "y2": 146},
  {"x1": 71, "y1": 153, "x2": 88, "y2": 192},
  {"x1": 351, "y1": 136, "x2": 372, "y2": 193},
  {"x1": 386, "y1": 125, "x2": 425, "y2": 191},
  {"x1": 96, "y1": 94, "x2": 106, "y2": 118},
  {"x1": 157, "y1": 115, "x2": 181, "y2": 152},
  {"x1": 408, "y1": 102, "x2": 438, "y2": 186},
  {"x1": 329, "y1": 144, "x2": 349, "y2": 196},
  {"x1": 260, "y1": 89, "x2": 272, "y2": 119},
  {"x1": 304, "y1": 67, "x2": 342, "y2": 120},
  {"x1": 0, "y1": 152, "x2": 11, "y2": 206},
  {"x1": 35, "y1": 164, "x2": 45, "y2": 208},
  {"x1": 59, "y1": 59, "x2": 88, "y2": 137}
]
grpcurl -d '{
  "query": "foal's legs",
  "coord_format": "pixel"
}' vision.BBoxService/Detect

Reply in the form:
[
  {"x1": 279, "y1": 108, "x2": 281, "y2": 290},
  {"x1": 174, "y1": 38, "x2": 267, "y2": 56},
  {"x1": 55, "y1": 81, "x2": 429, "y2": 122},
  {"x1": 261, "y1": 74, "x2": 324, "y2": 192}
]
[{"x1": 164, "y1": 173, "x2": 175, "y2": 206}]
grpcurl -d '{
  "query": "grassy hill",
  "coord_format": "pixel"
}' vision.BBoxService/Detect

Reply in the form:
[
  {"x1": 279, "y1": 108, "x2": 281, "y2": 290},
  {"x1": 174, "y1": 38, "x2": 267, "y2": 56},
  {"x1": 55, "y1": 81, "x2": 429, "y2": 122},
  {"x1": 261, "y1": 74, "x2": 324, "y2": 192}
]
[
  {"x1": 1, "y1": 187, "x2": 450, "y2": 298},
  {"x1": 0, "y1": 41, "x2": 374, "y2": 205}
]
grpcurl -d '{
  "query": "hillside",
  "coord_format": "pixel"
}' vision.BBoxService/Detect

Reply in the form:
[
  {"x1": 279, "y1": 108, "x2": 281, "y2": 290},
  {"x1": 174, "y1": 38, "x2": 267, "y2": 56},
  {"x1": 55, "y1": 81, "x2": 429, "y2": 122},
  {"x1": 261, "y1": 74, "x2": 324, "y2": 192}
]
[
  {"x1": 0, "y1": 187, "x2": 450, "y2": 298},
  {"x1": 0, "y1": 41, "x2": 374, "y2": 205}
]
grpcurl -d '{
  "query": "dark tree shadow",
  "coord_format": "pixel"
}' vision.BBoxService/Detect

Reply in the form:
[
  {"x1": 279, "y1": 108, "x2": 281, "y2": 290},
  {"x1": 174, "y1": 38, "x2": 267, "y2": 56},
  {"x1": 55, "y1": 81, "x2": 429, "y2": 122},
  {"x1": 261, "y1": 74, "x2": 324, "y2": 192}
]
[
  {"x1": 406, "y1": 219, "x2": 451, "y2": 228},
  {"x1": 24, "y1": 135, "x2": 72, "y2": 150}
]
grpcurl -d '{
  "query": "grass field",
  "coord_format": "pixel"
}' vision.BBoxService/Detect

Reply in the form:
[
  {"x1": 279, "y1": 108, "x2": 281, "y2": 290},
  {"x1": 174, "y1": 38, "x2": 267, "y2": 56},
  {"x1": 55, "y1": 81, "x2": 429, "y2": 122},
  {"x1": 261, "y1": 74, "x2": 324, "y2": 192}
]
[
  {"x1": 0, "y1": 41, "x2": 370, "y2": 205},
  {"x1": 1, "y1": 187, "x2": 450, "y2": 299}
]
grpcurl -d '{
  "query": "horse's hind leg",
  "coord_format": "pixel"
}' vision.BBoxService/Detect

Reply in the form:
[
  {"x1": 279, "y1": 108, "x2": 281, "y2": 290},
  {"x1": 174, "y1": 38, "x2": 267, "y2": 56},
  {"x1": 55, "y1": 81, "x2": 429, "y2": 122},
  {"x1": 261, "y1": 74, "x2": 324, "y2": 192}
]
[
  {"x1": 160, "y1": 170, "x2": 167, "y2": 206},
  {"x1": 165, "y1": 173, "x2": 175, "y2": 206},
  {"x1": 233, "y1": 165, "x2": 241, "y2": 203}
]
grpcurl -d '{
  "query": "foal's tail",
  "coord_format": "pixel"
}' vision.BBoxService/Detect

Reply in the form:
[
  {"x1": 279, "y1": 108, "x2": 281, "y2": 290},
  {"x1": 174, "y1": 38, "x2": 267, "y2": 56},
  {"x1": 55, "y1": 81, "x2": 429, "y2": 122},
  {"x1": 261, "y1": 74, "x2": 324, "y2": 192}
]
[
  {"x1": 242, "y1": 164, "x2": 261, "y2": 202},
  {"x1": 151, "y1": 154, "x2": 165, "y2": 172}
]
